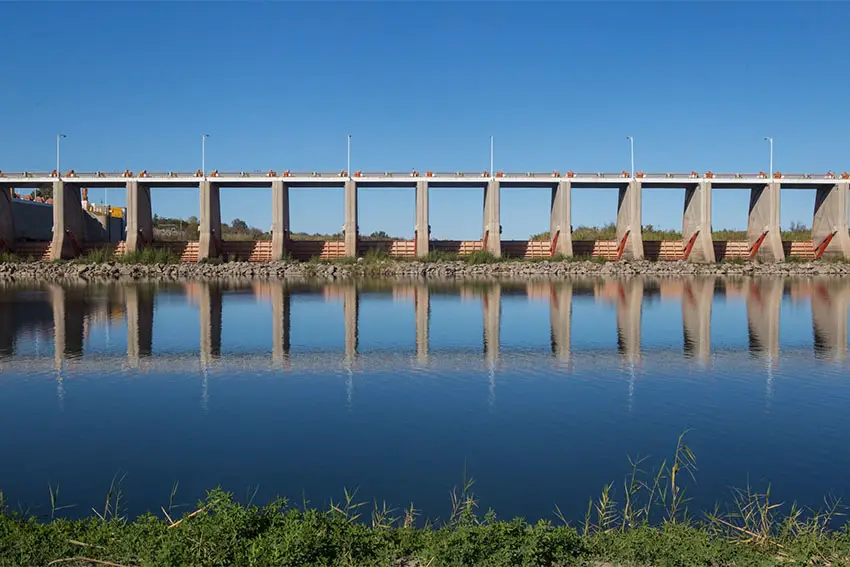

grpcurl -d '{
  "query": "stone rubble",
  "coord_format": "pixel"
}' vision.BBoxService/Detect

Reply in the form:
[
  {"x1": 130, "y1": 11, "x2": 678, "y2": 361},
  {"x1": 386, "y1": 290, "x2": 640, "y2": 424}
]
[{"x1": 0, "y1": 259, "x2": 847, "y2": 282}]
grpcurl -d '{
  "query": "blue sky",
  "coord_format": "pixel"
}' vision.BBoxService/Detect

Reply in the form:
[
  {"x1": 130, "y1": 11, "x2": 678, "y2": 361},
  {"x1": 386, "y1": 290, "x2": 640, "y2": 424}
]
[{"x1": 2, "y1": 1, "x2": 849, "y2": 239}]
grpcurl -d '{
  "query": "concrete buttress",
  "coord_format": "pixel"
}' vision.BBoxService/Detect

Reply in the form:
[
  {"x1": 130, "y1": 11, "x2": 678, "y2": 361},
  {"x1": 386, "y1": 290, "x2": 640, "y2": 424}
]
[
  {"x1": 271, "y1": 180, "x2": 291, "y2": 261},
  {"x1": 747, "y1": 182, "x2": 784, "y2": 262},
  {"x1": 616, "y1": 180, "x2": 644, "y2": 260},
  {"x1": 682, "y1": 182, "x2": 715, "y2": 263},
  {"x1": 198, "y1": 181, "x2": 222, "y2": 260},
  {"x1": 51, "y1": 181, "x2": 85, "y2": 260},
  {"x1": 415, "y1": 180, "x2": 429, "y2": 257},
  {"x1": 344, "y1": 180, "x2": 358, "y2": 257},
  {"x1": 483, "y1": 179, "x2": 501, "y2": 257},
  {"x1": 550, "y1": 181, "x2": 573, "y2": 257},
  {"x1": 0, "y1": 186, "x2": 16, "y2": 252},
  {"x1": 812, "y1": 182, "x2": 850, "y2": 260},
  {"x1": 125, "y1": 181, "x2": 153, "y2": 253}
]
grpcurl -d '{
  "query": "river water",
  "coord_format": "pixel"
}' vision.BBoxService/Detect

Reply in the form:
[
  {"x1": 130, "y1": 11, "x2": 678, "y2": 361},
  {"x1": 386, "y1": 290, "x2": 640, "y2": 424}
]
[{"x1": 0, "y1": 277, "x2": 848, "y2": 522}]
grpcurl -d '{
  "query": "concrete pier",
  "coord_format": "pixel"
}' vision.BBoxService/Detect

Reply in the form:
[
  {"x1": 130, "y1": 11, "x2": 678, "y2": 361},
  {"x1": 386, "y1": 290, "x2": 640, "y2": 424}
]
[
  {"x1": 198, "y1": 181, "x2": 222, "y2": 261},
  {"x1": 0, "y1": 186, "x2": 16, "y2": 252},
  {"x1": 125, "y1": 285, "x2": 154, "y2": 366},
  {"x1": 683, "y1": 181, "x2": 715, "y2": 263},
  {"x1": 682, "y1": 277, "x2": 714, "y2": 362},
  {"x1": 549, "y1": 283, "x2": 572, "y2": 360},
  {"x1": 616, "y1": 279, "x2": 643, "y2": 362},
  {"x1": 812, "y1": 182, "x2": 850, "y2": 260},
  {"x1": 271, "y1": 180, "x2": 291, "y2": 261},
  {"x1": 344, "y1": 179, "x2": 358, "y2": 258},
  {"x1": 746, "y1": 279, "x2": 782, "y2": 358},
  {"x1": 199, "y1": 283, "x2": 223, "y2": 366},
  {"x1": 415, "y1": 180, "x2": 429, "y2": 257},
  {"x1": 414, "y1": 285, "x2": 429, "y2": 363},
  {"x1": 747, "y1": 182, "x2": 784, "y2": 262},
  {"x1": 125, "y1": 181, "x2": 153, "y2": 253},
  {"x1": 483, "y1": 284, "x2": 501, "y2": 363},
  {"x1": 811, "y1": 281, "x2": 848, "y2": 360},
  {"x1": 271, "y1": 283, "x2": 292, "y2": 364},
  {"x1": 550, "y1": 181, "x2": 573, "y2": 257},
  {"x1": 616, "y1": 180, "x2": 644, "y2": 260},
  {"x1": 343, "y1": 285, "x2": 358, "y2": 361},
  {"x1": 51, "y1": 181, "x2": 85, "y2": 260},
  {"x1": 483, "y1": 179, "x2": 501, "y2": 257}
]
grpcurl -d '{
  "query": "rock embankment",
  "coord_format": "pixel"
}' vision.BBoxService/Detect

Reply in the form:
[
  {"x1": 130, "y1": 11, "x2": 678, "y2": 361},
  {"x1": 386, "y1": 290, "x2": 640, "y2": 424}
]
[{"x1": 0, "y1": 259, "x2": 848, "y2": 282}]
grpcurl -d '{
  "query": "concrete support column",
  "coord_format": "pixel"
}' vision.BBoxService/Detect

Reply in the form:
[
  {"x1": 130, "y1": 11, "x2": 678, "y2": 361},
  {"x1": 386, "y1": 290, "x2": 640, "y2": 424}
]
[
  {"x1": 414, "y1": 285, "x2": 429, "y2": 363},
  {"x1": 271, "y1": 180, "x2": 291, "y2": 261},
  {"x1": 483, "y1": 283, "x2": 501, "y2": 363},
  {"x1": 812, "y1": 182, "x2": 850, "y2": 260},
  {"x1": 812, "y1": 282, "x2": 848, "y2": 360},
  {"x1": 343, "y1": 285, "x2": 358, "y2": 361},
  {"x1": 483, "y1": 179, "x2": 501, "y2": 257},
  {"x1": 746, "y1": 279, "x2": 782, "y2": 358},
  {"x1": 50, "y1": 284, "x2": 84, "y2": 367},
  {"x1": 616, "y1": 180, "x2": 644, "y2": 260},
  {"x1": 199, "y1": 283, "x2": 222, "y2": 367},
  {"x1": 344, "y1": 180, "x2": 358, "y2": 257},
  {"x1": 549, "y1": 181, "x2": 573, "y2": 257},
  {"x1": 271, "y1": 283, "x2": 291, "y2": 364},
  {"x1": 198, "y1": 181, "x2": 222, "y2": 261},
  {"x1": 683, "y1": 182, "x2": 715, "y2": 263},
  {"x1": 126, "y1": 285, "x2": 154, "y2": 366},
  {"x1": 682, "y1": 277, "x2": 714, "y2": 363},
  {"x1": 549, "y1": 282, "x2": 572, "y2": 361},
  {"x1": 747, "y1": 182, "x2": 784, "y2": 262},
  {"x1": 616, "y1": 279, "x2": 643, "y2": 362},
  {"x1": 0, "y1": 185, "x2": 16, "y2": 251},
  {"x1": 125, "y1": 181, "x2": 153, "y2": 253},
  {"x1": 415, "y1": 180, "x2": 429, "y2": 258},
  {"x1": 51, "y1": 181, "x2": 85, "y2": 260}
]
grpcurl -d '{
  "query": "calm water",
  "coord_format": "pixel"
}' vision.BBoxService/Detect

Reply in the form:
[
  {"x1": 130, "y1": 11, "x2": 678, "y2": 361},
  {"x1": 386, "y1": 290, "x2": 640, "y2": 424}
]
[{"x1": 1, "y1": 277, "x2": 849, "y2": 522}]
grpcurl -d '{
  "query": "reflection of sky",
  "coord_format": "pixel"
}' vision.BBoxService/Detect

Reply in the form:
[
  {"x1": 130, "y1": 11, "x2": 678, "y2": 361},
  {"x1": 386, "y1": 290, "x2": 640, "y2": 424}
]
[{"x1": 3, "y1": 281, "x2": 850, "y2": 525}]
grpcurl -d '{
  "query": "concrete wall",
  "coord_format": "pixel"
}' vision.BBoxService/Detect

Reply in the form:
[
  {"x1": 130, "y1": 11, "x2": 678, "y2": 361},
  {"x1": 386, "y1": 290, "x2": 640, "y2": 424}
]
[{"x1": 11, "y1": 200, "x2": 53, "y2": 241}]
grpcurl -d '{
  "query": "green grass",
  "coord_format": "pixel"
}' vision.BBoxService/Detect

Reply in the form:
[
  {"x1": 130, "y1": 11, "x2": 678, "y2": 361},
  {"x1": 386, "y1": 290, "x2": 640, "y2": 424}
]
[
  {"x1": 121, "y1": 248, "x2": 181, "y2": 265},
  {"x1": 3, "y1": 433, "x2": 849, "y2": 567}
]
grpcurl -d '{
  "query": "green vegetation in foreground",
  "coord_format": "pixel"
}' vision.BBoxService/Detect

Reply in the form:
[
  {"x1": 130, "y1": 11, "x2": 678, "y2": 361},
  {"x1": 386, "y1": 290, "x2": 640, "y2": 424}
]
[
  {"x1": 531, "y1": 221, "x2": 815, "y2": 242},
  {"x1": 2, "y1": 434, "x2": 849, "y2": 567}
]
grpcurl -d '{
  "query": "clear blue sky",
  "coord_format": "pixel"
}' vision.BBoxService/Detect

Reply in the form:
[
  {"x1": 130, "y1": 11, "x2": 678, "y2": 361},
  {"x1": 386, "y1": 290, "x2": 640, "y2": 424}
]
[{"x1": 3, "y1": 1, "x2": 849, "y2": 239}]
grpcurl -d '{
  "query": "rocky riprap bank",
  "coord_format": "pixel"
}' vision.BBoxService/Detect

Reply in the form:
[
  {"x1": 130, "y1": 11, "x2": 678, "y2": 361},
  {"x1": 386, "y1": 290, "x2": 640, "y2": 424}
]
[{"x1": 0, "y1": 259, "x2": 848, "y2": 281}]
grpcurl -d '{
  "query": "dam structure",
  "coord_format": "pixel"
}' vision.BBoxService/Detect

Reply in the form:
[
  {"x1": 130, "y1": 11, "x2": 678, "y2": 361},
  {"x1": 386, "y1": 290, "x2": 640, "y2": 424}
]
[{"x1": 0, "y1": 170, "x2": 848, "y2": 262}]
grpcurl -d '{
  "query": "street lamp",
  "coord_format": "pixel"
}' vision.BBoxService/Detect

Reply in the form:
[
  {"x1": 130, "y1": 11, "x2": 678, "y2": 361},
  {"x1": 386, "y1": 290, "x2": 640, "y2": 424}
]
[
  {"x1": 202, "y1": 134, "x2": 210, "y2": 177},
  {"x1": 347, "y1": 134, "x2": 351, "y2": 178},
  {"x1": 56, "y1": 134, "x2": 66, "y2": 176},
  {"x1": 626, "y1": 136, "x2": 634, "y2": 178},
  {"x1": 763, "y1": 136, "x2": 773, "y2": 178},
  {"x1": 490, "y1": 135, "x2": 494, "y2": 177}
]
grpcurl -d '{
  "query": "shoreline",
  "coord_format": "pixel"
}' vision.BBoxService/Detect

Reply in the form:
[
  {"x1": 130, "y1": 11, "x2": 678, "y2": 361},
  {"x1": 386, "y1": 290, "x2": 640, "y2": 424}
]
[{"x1": 0, "y1": 258, "x2": 849, "y2": 282}]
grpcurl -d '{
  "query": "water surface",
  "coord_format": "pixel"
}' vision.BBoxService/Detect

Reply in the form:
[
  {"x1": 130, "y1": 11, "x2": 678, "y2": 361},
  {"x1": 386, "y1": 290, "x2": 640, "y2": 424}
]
[{"x1": 0, "y1": 277, "x2": 848, "y2": 522}]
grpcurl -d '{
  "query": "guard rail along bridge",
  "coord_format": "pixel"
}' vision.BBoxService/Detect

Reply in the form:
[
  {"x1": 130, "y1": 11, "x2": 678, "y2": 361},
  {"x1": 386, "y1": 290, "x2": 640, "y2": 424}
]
[{"x1": 0, "y1": 169, "x2": 848, "y2": 262}]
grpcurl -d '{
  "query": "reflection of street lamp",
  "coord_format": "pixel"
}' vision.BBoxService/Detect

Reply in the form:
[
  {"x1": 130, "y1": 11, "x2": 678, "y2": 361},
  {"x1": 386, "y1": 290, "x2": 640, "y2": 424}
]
[
  {"x1": 56, "y1": 134, "x2": 66, "y2": 175},
  {"x1": 625, "y1": 135, "x2": 634, "y2": 178},
  {"x1": 763, "y1": 136, "x2": 773, "y2": 178}
]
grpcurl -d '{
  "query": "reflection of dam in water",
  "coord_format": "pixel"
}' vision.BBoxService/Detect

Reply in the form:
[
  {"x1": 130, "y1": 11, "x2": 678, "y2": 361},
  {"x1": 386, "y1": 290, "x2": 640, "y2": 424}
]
[{"x1": 0, "y1": 278, "x2": 848, "y2": 373}]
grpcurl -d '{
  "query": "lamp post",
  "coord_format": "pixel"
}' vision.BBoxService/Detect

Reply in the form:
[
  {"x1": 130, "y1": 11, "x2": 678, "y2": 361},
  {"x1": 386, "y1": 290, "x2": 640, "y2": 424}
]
[
  {"x1": 490, "y1": 135, "x2": 494, "y2": 177},
  {"x1": 56, "y1": 134, "x2": 66, "y2": 176},
  {"x1": 202, "y1": 134, "x2": 210, "y2": 177},
  {"x1": 626, "y1": 135, "x2": 634, "y2": 178},
  {"x1": 763, "y1": 136, "x2": 773, "y2": 179},
  {"x1": 347, "y1": 134, "x2": 351, "y2": 178}
]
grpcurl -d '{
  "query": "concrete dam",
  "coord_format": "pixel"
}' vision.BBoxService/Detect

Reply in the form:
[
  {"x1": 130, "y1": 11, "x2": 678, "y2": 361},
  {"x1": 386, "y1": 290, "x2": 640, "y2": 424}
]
[{"x1": 0, "y1": 170, "x2": 848, "y2": 262}]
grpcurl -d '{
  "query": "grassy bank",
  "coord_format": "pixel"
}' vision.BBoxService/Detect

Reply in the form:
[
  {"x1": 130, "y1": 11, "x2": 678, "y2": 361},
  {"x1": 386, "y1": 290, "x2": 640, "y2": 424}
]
[{"x1": 2, "y1": 436, "x2": 848, "y2": 566}]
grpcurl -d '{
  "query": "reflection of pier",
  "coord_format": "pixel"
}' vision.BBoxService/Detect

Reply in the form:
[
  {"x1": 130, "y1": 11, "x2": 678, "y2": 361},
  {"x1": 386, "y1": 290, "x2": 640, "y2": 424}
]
[{"x1": 0, "y1": 278, "x2": 847, "y2": 369}]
